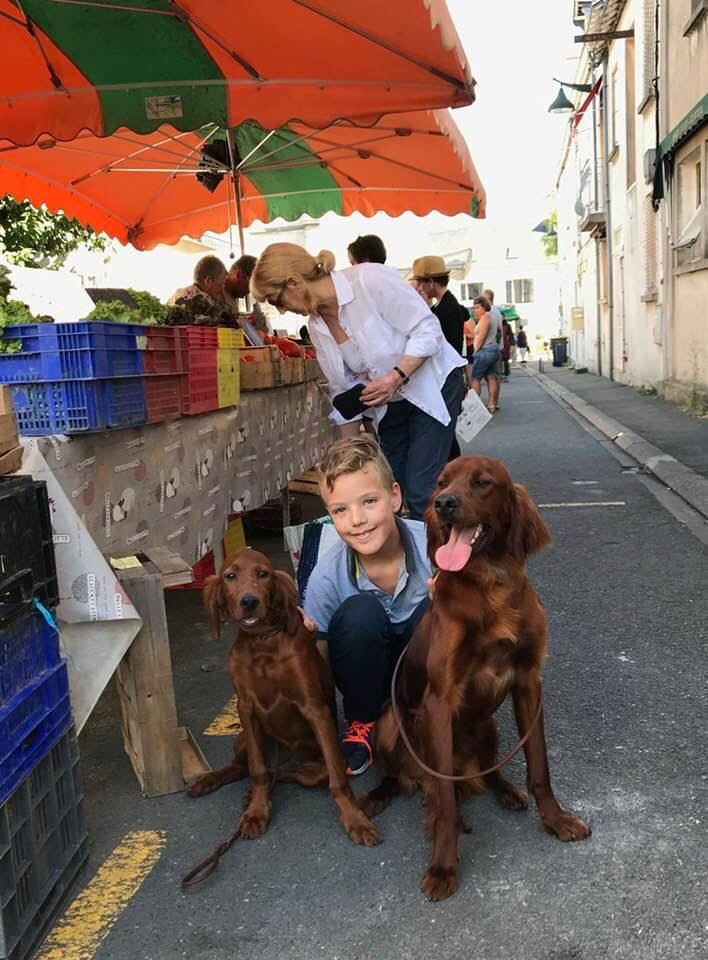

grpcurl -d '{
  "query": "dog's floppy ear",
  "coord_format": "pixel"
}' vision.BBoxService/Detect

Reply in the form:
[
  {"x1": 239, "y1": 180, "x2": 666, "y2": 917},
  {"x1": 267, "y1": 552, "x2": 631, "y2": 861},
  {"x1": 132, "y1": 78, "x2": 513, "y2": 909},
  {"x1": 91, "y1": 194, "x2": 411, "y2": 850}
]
[
  {"x1": 270, "y1": 569, "x2": 301, "y2": 635},
  {"x1": 203, "y1": 574, "x2": 226, "y2": 640},
  {"x1": 509, "y1": 484, "x2": 552, "y2": 562}
]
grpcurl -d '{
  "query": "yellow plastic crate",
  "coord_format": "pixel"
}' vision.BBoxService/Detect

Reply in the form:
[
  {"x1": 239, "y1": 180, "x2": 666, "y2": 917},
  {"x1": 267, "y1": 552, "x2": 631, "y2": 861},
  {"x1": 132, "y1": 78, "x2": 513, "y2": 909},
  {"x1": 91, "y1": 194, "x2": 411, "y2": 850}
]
[
  {"x1": 217, "y1": 327, "x2": 246, "y2": 349},
  {"x1": 217, "y1": 349, "x2": 240, "y2": 407}
]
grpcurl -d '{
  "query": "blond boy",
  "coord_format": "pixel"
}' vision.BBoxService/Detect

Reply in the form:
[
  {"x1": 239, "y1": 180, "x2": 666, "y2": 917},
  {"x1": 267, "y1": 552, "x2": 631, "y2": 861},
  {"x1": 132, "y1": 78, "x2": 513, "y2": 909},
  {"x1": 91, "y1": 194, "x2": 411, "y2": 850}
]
[{"x1": 303, "y1": 436, "x2": 431, "y2": 775}]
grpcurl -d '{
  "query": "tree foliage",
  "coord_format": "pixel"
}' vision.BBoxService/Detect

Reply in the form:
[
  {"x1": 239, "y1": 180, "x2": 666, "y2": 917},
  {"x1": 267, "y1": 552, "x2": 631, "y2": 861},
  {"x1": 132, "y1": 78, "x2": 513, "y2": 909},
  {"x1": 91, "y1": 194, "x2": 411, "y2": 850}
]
[
  {"x1": 0, "y1": 197, "x2": 107, "y2": 269},
  {"x1": 541, "y1": 211, "x2": 558, "y2": 259}
]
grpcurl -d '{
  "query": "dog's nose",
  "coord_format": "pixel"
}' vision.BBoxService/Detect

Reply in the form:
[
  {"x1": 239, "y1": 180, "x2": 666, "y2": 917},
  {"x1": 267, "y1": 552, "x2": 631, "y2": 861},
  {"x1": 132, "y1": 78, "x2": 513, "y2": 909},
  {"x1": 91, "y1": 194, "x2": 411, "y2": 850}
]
[
  {"x1": 240, "y1": 594, "x2": 259, "y2": 613},
  {"x1": 434, "y1": 493, "x2": 458, "y2": 516}
]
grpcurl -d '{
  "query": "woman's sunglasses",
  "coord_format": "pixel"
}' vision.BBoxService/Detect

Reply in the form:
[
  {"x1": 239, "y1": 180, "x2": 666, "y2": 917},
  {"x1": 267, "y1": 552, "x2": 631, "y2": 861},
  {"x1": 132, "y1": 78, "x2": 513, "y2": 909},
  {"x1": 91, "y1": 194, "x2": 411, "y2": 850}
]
[{"x1": 267, "y1": 282, "x2": 287, "y2": 308}]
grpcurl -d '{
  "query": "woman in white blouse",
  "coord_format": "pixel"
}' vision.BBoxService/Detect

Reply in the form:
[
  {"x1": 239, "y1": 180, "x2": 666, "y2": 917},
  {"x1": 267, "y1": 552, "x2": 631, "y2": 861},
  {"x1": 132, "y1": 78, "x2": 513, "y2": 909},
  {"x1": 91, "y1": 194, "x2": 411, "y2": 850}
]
[{"x1": 251, "y1": 244, "x2": 465, "y2": 520}]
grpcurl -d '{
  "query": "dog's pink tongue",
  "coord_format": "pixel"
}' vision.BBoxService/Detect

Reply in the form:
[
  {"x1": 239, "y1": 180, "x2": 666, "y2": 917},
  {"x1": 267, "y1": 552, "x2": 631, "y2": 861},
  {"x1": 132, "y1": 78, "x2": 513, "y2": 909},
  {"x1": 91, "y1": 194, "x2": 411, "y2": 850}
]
[{"x1": 435, "y1": 527, "x2": 475, "y2": 572}]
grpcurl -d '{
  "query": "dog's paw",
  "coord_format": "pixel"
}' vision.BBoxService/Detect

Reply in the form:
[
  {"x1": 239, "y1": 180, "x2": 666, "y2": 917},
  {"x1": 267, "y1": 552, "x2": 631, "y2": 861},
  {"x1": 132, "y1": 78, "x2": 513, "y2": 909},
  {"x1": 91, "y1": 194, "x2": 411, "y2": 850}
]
[
  {"x1": 345, "y1": 812, "x2": 381, "y2": 847},
  {"x1": 186, "y1": 773, "x2": 222, "y2": 798},
  {"x1": 542, "y1": 809, "x2": 591, "y2": 842},
  {"x1": 239, "y1": 809, "x2": 270, "y2": 839},
  {"x1": 421, "y1": 864, "x2": 458, "y2": 901},
  {"x1": 495, "y1": 782, "x2": 529, "y2": 811}
]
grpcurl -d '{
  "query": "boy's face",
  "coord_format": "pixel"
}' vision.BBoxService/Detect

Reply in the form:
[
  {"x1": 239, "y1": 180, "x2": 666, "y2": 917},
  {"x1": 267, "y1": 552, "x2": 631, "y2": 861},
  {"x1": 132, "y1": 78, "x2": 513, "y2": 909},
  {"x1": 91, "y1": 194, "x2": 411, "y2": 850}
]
[{"x1": 321, "y1": 466, "x2": 402, "y2": 556}]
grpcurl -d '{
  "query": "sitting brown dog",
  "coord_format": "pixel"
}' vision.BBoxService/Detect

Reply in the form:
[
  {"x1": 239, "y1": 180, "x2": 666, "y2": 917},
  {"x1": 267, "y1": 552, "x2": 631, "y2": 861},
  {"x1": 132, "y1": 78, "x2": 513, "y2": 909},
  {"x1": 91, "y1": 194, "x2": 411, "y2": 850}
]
[
  {"x1": 362, "y1": 456, "x2": 590, "y2": 899},
  {"x1": 188, "y1": 547, "x2": 380, "y2": 847}
]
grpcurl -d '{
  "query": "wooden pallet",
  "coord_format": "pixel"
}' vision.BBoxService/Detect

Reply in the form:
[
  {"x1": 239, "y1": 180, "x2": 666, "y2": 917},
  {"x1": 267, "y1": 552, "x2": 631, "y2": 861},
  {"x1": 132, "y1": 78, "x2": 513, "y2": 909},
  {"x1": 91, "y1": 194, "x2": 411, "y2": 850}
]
[{"x1": 287, "y1": 468, "x2": 320, "y2": 496}]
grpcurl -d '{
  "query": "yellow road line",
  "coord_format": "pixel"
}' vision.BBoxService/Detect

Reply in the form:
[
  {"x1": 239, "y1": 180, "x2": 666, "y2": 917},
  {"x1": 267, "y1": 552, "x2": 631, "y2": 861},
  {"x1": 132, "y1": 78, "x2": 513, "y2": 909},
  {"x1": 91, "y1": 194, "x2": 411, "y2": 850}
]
[
  {"x1": 36, "y1": 830, "x2": 166, "y2": 960},
  {"x1": 203, "y1": 694, "x2": 242, "y2": 736}
]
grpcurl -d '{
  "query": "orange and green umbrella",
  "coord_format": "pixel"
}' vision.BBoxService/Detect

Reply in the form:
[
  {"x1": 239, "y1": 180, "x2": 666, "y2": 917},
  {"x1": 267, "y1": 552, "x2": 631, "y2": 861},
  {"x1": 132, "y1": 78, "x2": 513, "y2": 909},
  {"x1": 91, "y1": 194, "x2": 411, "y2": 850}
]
[
  {"x1": 0, "y1": 0, "x2": 474, "y2": 146},
  {"x1": 0, "y1": 110, "x2": 485, "y2": 249}
]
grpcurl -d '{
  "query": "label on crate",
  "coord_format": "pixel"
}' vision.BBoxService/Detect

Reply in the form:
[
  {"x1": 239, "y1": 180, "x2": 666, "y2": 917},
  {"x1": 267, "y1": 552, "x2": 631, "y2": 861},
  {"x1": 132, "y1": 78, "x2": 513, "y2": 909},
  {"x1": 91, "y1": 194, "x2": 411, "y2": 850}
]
[{"x1": 109, "y1": 555, "x2": 143, "y2": 570}]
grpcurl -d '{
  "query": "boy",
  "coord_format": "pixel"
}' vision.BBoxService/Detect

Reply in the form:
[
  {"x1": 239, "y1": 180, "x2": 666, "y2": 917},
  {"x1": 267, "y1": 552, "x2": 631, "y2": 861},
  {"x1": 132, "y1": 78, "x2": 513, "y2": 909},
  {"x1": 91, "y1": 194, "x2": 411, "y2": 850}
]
[{"x1": 303, "y1": 436, "x2": 432, "y2": 776}]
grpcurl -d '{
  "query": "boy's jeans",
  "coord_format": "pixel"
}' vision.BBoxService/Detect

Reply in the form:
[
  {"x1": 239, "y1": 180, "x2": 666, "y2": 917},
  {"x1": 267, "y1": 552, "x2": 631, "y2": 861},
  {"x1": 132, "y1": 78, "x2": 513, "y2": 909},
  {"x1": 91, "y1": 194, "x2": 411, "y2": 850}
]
[
  {"x1": 327, "y1": 594, "x2": 431, "y2": 723},
  {"x1": 377, "y1": 368, "x2": 465, "y2": 521}
]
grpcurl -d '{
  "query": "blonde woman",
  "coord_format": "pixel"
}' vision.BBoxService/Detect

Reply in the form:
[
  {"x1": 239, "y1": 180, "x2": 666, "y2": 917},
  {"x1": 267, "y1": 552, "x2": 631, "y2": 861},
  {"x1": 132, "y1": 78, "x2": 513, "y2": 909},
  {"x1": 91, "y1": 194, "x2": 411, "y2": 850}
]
[{"x1": 251, "y1": 244, "x2": 466, "y2": 521}]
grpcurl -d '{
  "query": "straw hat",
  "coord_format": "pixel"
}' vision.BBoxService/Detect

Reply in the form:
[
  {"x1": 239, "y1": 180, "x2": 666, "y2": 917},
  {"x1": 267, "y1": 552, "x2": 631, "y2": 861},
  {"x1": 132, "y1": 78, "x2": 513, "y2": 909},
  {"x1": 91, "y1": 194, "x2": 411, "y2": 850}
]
[{"x1": 411, "y1": 255, "x2": 448, "y2": 280}]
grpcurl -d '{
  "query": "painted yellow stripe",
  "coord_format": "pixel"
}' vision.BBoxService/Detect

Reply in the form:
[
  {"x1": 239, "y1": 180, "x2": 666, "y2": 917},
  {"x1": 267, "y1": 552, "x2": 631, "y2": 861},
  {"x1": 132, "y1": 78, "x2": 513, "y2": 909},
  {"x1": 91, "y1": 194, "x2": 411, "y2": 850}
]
[
  {"x1": 203, "y1": 694, "x2": 242, "y2": 736},
  {"x1": 36, "y1": 830, "x2": 166, "y2": 960}
]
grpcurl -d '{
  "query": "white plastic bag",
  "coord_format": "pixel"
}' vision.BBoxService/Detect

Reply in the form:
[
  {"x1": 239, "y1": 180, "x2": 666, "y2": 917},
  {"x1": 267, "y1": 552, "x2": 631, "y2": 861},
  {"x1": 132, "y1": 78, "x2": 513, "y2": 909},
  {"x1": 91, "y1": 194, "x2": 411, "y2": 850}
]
[{"x1": 455, "y1": 389, "x2": 492, "y2": 444}]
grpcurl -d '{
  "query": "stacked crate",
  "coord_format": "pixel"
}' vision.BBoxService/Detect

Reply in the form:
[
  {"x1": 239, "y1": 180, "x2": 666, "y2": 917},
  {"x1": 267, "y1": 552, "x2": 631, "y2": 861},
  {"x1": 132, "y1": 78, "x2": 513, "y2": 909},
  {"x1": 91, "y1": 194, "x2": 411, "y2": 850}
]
[
  {"x1": 177, "y1": 327, "x2": 219, "y2": 415},
  {"x1": 0, "y1": 476, "x2": 86, "y2": 960},
  {"x1": 0, "y1": 322, "x2": 146, "y2": 435},
  {"x1": 141, "y1": 327, "x2": 182, "y2": 422}
]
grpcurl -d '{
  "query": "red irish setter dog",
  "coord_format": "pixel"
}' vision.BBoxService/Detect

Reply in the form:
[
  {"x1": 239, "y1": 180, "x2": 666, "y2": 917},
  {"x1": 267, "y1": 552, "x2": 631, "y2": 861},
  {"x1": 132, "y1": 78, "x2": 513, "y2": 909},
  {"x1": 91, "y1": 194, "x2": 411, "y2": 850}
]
[
  {"x1": 362, "y1": 456, "x2": 590, "y2": 900},
  {"x1": 188, "y1": 547, "x2": 379, "y2": 847}
]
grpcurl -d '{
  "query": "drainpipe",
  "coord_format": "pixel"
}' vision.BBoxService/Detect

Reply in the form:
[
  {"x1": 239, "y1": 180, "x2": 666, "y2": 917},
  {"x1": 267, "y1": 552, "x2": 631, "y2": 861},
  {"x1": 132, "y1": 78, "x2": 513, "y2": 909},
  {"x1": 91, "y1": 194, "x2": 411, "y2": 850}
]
[
  {"x1": 601, "y1": 53, "x2": 615, "y2": 381},
  {"x1": 591, "y1": 66, "x2": 602, "y2": 377},
  {"x1": 658, "y1": 0, "x2": 672, "y2": 387}
]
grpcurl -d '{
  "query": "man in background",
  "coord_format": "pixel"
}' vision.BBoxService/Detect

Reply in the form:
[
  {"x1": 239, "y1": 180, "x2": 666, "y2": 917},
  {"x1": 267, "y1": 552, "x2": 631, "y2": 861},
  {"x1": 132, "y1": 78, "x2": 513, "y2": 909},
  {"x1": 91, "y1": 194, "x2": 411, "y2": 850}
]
[
  {"x1": 412, "y1": 256, "x2": 466, "y2": 356},
  {"x1": 413, "y1": 255, "x2": 466, "y2": 459},
  {"x1": 225, "y1": 254, "x2": 271, "y2": 335}
]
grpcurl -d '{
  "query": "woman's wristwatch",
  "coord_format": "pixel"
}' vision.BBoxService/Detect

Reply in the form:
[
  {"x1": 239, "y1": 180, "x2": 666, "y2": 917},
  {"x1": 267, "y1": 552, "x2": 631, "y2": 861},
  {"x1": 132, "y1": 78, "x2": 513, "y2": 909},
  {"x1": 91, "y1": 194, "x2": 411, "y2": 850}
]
[{"x1": 392, "y1": 365, "x2": 409, "y2": 385}]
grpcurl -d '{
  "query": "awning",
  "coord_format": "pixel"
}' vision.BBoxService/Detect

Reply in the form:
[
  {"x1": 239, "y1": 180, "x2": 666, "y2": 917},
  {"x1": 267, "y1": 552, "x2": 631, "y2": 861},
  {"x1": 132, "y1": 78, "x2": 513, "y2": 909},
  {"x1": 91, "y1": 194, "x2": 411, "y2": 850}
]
[
  {"x1": 660, "y1": 94, "x2": 708, "y2": 159},
  {"x1": 0, "y1": 0, "x2": 474, "y2": 147},
  {"x1": 572, "y1": 78, "x2": 602, "y2": 132}
]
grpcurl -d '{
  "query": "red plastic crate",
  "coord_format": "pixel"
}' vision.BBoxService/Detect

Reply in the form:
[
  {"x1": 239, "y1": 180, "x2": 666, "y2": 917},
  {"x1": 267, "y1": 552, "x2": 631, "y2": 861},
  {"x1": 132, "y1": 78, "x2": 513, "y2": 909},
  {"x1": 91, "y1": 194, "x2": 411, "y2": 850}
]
[
  {"x1": 180, "y1": 367, "x2": 219, "y2": 415},
  {"x1": 180, "y1": 348, "x2": 217, "y2": 372},
  {"x1": 145, "y1": 375, "x2": 182, "y2": 423},
  {"x1": 177, "y1": 327, "x2": 218, "y2": 349},
  {"x1": 143, "y1": 327, "x2": 182, "y2": 374}
]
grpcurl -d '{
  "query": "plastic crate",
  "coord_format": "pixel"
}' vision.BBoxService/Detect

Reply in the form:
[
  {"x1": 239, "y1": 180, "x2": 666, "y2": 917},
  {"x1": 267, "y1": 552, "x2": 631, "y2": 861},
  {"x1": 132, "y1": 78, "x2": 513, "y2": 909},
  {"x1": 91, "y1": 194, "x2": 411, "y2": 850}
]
[
  {"x1": 217, "y1": 350, "x2": 240, "y2": 408},
  {"x1": 9, "y1": 378, "x2": 146, "y2": 435},
  {"x1": 3, "y1": 321, "x2": 143, "y2": 352},
  {"x1": 180, "y1": 348, "x2": 217, "y2": 372},
  {"x1": 0, "y1": 606, "x2": 60, "y2": 710},
  {"x1": 0, "y1": 662, "x2": 71, "y2": 808},
  {"x1": 176, "y1": 326, "x2": 218, "y2": 349},
  {"x1": 145, "y1": 375, "x2": 181, "y2": 423},
  {"x1": 0, "y1": 479, "x2": 51, "y2": 613},
  {"x1": 0, "y1": 346, "x2": 143, "y2": 383},
  {"x1": 217, "y1": 327, "x2": 245, "y2": 349},
  {"x1": 0, "y1": 728, "x2": 87, "y2": 960},
  {"x1": 142, "y1": 327, "x2": 183, "y2": 374},
  {"x1": 180, "y1": 367, "x2": 219, "y2": 415}
]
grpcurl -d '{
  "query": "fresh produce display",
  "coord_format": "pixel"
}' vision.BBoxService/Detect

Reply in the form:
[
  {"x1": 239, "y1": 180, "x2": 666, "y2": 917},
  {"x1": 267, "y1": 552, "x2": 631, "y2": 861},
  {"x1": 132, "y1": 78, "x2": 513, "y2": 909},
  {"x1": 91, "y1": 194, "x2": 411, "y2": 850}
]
[{"x1": 84, "y1": 288, "x2": 168, "y2": 326}]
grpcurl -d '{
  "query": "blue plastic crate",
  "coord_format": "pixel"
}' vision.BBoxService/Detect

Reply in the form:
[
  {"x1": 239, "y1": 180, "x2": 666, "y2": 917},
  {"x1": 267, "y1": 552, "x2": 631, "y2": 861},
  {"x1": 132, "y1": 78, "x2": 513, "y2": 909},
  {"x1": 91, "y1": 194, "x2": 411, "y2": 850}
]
[
  {"x1": 0, "y1": 605, "x2": 60, "y2": 710},
  {"x1": 0, "y1": 662, "x2": 71, "y2": 807},
  {"x1": 3, "y1": 321, "x2": 143, "y2": 353},
  {"x1": 9, "y1": 378, "x2": 147, "y2": 435},
  {"x1": 0, "y1": 346, "x2": 143, "y2": 382}
]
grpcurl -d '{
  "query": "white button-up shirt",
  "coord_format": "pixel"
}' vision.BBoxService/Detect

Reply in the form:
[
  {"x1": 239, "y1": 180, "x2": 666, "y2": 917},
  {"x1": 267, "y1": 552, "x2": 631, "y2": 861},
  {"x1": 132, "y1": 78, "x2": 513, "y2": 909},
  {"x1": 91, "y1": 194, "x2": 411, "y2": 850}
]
[{"x1": 308, "y1": 264, "x2": 466, "y2": 426}]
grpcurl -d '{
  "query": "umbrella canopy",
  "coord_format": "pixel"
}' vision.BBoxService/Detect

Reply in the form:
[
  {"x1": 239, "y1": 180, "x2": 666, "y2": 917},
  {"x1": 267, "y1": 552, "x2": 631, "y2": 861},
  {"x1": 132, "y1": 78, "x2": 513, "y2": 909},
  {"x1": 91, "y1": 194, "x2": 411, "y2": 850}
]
[
  {"x1": 0, "y1": 110, "x2": 485, "y2": 249},
  {"x1": 0, "y1": 0, "x2": 474, "y2": 147}
]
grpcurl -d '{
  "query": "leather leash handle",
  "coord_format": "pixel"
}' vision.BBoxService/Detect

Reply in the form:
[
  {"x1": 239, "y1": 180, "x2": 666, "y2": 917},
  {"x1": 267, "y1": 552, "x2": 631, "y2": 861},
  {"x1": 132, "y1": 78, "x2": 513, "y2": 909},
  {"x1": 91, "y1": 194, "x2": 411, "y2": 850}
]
[
  {"x1": 181, "y1": 827, "x2": 242, "y2": 889},
  {"x1": 390, "y1": 644, "x2": 544, "y2": 783}
]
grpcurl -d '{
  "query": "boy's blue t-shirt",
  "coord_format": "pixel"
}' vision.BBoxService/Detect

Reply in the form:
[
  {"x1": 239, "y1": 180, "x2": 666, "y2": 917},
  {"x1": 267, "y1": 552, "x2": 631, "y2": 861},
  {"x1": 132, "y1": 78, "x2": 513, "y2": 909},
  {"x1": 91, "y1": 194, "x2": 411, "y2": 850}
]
[{"x1": 302, "y1": 518, "x2": 431, "y2": 635}]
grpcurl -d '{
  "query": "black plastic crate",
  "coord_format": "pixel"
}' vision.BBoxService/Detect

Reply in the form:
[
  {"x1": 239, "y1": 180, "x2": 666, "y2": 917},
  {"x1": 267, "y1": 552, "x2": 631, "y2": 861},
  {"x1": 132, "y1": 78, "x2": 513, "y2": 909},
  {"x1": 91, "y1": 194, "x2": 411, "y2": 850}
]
[
  {"x1": 0, "y1": 478, "x2": 58, "y2": 615},
  {"x1": 0, "y1": 728, "x2": 87, "y2": 960}
]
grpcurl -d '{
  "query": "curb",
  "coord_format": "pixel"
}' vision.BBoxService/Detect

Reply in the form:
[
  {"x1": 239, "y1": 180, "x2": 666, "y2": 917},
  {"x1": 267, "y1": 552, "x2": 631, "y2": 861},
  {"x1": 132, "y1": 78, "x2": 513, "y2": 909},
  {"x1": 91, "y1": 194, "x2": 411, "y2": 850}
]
[{"x1": 528, "y1": 367, "x2": 708, "y2": 520}]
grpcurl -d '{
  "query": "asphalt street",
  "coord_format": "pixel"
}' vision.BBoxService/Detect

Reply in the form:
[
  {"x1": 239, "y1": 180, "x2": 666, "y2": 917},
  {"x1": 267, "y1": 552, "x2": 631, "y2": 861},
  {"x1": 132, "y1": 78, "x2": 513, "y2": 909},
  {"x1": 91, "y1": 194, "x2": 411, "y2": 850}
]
[{"x1": 70, "y1": 369, "x2": 707, "y2": 960}]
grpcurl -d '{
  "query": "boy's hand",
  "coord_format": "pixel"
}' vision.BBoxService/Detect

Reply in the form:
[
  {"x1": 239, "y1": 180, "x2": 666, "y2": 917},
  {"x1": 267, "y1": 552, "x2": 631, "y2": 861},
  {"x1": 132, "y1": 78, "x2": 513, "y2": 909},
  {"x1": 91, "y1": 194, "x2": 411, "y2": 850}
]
[
  {"x1": 427, "y1": 575, "x2": 438, "y2": 601},
  {"x1": 298, "y1": 607, "x2": 318, "y2": 633}
]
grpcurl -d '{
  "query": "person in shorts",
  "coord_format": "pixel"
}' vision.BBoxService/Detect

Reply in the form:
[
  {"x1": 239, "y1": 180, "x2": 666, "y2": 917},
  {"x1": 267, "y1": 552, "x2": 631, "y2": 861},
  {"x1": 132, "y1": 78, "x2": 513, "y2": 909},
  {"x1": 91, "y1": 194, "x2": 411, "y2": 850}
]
[{"x1": 470, "y1": 296, "x2": 501, "y2": 412}]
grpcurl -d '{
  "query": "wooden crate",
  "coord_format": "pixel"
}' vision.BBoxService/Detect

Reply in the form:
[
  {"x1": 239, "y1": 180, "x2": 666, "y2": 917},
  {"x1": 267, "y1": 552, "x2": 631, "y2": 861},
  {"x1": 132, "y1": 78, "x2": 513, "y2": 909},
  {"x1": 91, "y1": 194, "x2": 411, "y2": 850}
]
[
  {"x1": 0, "y1": 411, "x2": 19, "y2": 457},
  {"x1": 239, "y1": 345, "x2": 278, "y2": 391},
  {"x1": 113, "y1": 548, "x2": 210, "y2": 797},
  {"x1": 305, "y1": 358, "x2": 322, "y2": 381}
]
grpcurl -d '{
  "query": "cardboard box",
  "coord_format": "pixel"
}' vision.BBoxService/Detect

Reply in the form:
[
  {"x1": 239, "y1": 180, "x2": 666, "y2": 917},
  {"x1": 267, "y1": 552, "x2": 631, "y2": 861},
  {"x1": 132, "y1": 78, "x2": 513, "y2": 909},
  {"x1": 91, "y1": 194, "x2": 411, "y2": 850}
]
[
  {"x1": 0, "y1": 411, "x2": 19, "y2": 457},
  {"x1": 0, "y1": 385, "x2": 13, "y2": 415},
  {"x1": 0, "y1": 445, "x2": 23, "y2": 475}
]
